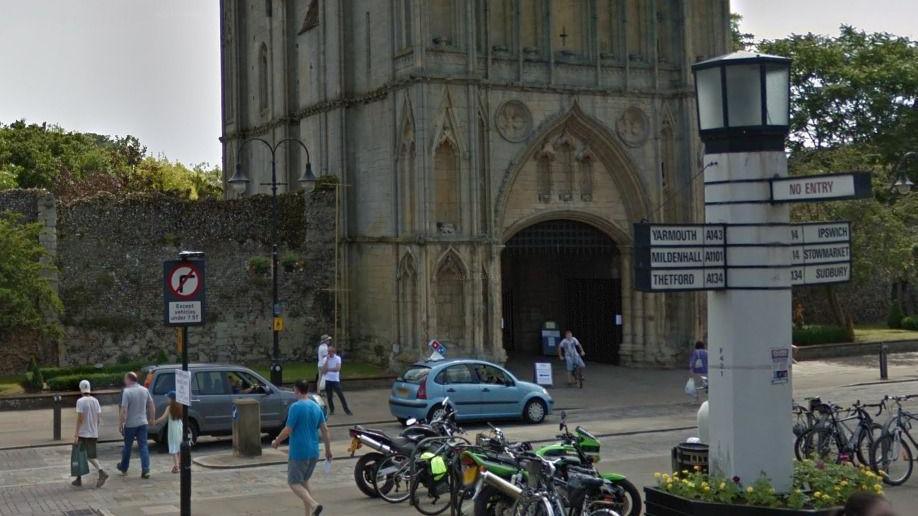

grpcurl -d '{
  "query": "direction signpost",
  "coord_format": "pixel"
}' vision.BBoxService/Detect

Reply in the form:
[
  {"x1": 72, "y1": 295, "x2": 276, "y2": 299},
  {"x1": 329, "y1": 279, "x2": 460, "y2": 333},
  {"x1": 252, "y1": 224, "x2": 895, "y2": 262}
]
[
  {"x1": 163, "y1": 252, "x2": 205, "y2": 516},
  {"x1": 770, "y1": 172, "x2": 872, "y2": 203}
]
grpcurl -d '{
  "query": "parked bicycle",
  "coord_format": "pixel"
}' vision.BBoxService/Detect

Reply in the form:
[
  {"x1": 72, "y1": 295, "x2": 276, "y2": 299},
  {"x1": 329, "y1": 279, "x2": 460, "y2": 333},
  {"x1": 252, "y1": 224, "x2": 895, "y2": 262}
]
[
  {"x1": 794, "y1": 399, "x2": 885, "y2": 466},
  {"x1": 870, "y1": 394, "x2": 918, "y2": 486}
]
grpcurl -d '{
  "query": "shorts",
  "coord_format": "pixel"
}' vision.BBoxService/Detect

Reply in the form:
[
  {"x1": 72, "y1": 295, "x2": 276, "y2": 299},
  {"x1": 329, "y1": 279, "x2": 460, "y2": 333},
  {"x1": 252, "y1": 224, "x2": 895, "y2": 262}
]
[
  {"x1": 78, "y1": 437, "x2": 97, "y2": 459},
  {"x1": 288, "y1": 458, "x2": 318, "y2": 485}
]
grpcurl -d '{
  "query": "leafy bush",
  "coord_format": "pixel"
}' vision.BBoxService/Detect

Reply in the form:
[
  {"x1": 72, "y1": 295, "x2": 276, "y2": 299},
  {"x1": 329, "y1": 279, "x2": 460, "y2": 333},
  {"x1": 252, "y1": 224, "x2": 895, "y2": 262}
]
[
  {"x1": 902, "y1": 316, "x2": 918, "y2": 331},
  {"x1": 792, "y1": 325, "x2": 849, "y2": 346},
  {"x1": 656, "y1": 460, "x2": 883, "y2": 510},
  {"x1": 887, "y1": 302, "x2": 906, "y2": 329},
  {"x1": 281, "y1": 252, "x2": 302, "y2": 272},
  {"x1": 46, "y1": 373, "x2": 123, "y2": 392},
  {"x1": 248, "y1": 256, "x2": 270, "y2": 275},
  {"x1": 37, "y1": 362, "x2": 143, "y2": 381}
]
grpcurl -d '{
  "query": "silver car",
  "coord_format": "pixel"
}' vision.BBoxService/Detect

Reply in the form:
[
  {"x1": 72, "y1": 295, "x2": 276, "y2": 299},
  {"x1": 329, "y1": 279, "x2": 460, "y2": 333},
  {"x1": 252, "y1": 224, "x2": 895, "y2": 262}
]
[{"x1": 142, "y1": 363, "x2": 309, "y2": 445}]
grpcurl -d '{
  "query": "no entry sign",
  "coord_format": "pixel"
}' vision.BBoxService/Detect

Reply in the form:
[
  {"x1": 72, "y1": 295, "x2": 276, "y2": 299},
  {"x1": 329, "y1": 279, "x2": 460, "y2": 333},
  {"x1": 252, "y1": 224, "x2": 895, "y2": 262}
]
[
  {"x1": 164, "y1": 260, "x2": 206, "y2": 326},
  {"x1": 770, "y1": 172, "x2": 872, "y2": 203}
]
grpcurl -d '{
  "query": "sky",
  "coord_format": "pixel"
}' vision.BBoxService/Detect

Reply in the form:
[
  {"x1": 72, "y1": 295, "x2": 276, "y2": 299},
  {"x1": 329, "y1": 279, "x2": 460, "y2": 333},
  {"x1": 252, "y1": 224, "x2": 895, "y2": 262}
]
[{"x1": 0, "y1": 1, "x2": 915, "y2": 168}]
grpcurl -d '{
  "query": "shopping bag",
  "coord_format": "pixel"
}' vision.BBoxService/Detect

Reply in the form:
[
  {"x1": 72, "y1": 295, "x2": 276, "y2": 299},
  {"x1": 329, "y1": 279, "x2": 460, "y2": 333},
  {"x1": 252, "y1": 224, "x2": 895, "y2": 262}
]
[
  {"x1": 684, "y1": 377, "x2": 697, "y2": 398},
  {"x1": 70, "y1": 443, "x2": 89, "y2": 477},
  {"x1": 318, "y1": 373, "x2": 326, "y2": 391}
]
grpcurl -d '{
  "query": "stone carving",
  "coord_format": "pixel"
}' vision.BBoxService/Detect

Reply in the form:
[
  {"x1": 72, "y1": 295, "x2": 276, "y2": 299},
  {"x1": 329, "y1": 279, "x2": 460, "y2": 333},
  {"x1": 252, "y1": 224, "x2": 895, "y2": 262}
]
[
  {"x1": 495, "y1": 100, "x2": 533, "y2": 143},
  {"x1": 615, "y1": 106, "x2": 650, "y2": 148}
]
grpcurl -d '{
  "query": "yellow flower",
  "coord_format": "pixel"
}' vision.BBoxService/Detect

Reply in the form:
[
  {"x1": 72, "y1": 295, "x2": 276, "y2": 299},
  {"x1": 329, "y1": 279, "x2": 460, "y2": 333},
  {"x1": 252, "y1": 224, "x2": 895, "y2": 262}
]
[
  {"x1": 703, "y1": 486, "x2": 711, "y2": 492},
  {"x1": 814, "y1": 491, "x2": 822, "y2": 498},
  {"x1": 840, "y1": 480, "x2": 848, "y2": 487},
  {"x1": 682, "y1": 469, "x2": 690, "y2": 475},
  {"x1": 874, "y1": 484, "x2": 883, "y2": 492},
  {"x1": 719, "y1": 482, "x2": 726, "y2": 490},
  {"x1": 666, "y1": 482, "x2": 673, "y2": 489},
  {"x1": 746, "y1": 486, "x2": 754, "y2": 493},
  {"x1": 654, "y1": 472, "x2": 662, "y2": 479}
]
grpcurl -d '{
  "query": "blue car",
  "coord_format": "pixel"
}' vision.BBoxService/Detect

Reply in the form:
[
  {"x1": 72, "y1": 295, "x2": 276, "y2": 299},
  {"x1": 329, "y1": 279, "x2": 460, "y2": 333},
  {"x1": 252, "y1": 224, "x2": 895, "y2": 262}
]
[{"x1": 388, "y1": 358, "x2": 553, "y2": 425}]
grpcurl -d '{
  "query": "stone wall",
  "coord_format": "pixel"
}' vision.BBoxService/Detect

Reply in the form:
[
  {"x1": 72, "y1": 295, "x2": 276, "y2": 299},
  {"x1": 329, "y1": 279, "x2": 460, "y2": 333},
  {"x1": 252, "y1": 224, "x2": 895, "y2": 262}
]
[
  {"x1": 793, "y1": 283, "x2": 893, "y2": 325},
  {"x1": 0, "y1": 188, "x2": 336, "y2": 371}
]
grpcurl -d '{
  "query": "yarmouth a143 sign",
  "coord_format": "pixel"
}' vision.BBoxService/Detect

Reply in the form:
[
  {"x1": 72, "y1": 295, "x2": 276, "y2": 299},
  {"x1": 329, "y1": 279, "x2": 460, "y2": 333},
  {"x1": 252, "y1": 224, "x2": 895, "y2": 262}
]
[{"x1": 633, "y1": 222, "x2": 852, "y2": 292}]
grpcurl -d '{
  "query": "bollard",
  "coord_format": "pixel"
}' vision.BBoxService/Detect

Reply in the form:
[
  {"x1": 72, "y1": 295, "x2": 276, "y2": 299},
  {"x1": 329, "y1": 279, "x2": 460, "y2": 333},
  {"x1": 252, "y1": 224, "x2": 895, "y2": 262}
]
[
  {"x1": 232, "y1": 399, "x2": 262, "y2": 457},
  {"x1": 52, "y1": 394, "x2": 62, "y2": 441},
  {"x1": 880, "y1": 344, "x2": 889, "y2": 380}
]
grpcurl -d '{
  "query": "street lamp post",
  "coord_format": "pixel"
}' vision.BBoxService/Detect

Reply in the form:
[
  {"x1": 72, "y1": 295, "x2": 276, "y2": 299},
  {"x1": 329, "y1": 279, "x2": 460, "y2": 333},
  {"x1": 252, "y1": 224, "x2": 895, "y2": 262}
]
[
  {"x1": 228, "y1": 138, "x2": 317, "y2": 386},
  {"x1": 892, "y1": 151, "x2": 915, "y2": 195},
  {"x1": 692, "y1": 51, "x2": 795, "y2": 490}
]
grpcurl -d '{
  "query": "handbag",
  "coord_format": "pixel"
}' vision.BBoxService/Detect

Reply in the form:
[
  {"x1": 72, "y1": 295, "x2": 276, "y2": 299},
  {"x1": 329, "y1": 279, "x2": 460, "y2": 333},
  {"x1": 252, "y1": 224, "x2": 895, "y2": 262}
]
[
  {"x1": 684, "y1": 377, "x2": 697, "y2": 397},
  {"x1": 70, "y1": 442, "x2": 89, "y2": 477},
  {"x1": 318, "y1": 373, "x2": 326, "y2": 391}
]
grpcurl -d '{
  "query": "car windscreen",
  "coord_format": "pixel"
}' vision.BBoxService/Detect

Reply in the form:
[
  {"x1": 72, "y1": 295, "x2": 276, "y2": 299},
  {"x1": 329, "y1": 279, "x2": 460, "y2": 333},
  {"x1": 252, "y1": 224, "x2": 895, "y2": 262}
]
[{"x1": 398, "y1": 366, "x2": 430, "y2": 384}]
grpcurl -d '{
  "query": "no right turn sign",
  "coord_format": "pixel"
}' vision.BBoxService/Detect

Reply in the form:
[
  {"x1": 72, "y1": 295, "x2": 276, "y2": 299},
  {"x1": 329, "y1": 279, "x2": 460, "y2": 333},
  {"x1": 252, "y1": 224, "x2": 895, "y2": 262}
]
[{"x1": 164, "y1": 259, "x2": 206, "y2": 326}]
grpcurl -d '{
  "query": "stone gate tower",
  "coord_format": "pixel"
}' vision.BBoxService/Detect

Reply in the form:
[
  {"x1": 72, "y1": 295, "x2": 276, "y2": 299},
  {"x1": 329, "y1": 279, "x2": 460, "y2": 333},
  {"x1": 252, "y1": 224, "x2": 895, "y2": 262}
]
[{"x1": 220, "y1": 0, "x2": 730, "y2": 368}]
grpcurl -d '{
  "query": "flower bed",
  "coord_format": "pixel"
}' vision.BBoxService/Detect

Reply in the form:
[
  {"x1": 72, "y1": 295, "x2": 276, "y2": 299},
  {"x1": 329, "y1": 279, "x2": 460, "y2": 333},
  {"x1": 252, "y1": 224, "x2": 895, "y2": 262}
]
[{"x1": 647, "y1": 460, "x2": 883, "y2": 515}]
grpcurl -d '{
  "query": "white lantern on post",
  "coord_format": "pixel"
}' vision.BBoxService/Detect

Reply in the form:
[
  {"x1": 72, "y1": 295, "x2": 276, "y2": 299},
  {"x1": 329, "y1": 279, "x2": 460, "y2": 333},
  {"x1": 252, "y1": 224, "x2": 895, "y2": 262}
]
[{"x1": 693, "y1": 51, "x2": 791, "y2": 153}]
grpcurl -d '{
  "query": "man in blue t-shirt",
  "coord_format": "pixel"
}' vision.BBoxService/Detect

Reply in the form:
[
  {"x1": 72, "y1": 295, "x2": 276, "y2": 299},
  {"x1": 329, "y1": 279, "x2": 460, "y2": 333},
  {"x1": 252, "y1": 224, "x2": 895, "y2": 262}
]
[{"x1": 272, "y1": 380, "x2": 332, "y2": 516}]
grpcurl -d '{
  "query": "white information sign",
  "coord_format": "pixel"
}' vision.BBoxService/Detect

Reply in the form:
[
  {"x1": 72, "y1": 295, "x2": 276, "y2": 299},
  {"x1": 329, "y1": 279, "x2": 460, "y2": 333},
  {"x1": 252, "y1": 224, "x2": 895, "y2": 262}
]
[
  {"x1": 648, "y1": 268, "x2": 726, "y2": 290},
  {"x1": 788, "y1": 222, "x2": 852, "y2": 286},
  {"x1": 168, "y1": 301, "x2": 203, "y2": 324},
  {"x1": 533, "y1": 363, "x2": 553, "y2": 386},
  {"x1": 771, "y1": 172, "x2": 871, "y2": 203},
  {"x1": 175, "y1": 369, "x2": 191, "y2": 406}
]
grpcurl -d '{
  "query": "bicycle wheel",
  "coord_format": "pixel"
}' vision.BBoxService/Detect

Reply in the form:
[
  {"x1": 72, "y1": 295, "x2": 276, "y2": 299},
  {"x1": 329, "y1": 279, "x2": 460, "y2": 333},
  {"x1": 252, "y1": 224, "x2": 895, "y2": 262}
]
[
  {"x1": 855, "y1": 423, "x2": 883, "y2": 467},
  {"x1": 373, "y1": 454, "x2": 412, "y2": 503},
  {"x1": 512, "y1": 494, "x2": 558, "y2": 516},
  {"x1": 870, "y1": 434, "x2": 914, "y2": 486},
  {"x1": 796, "y1": 427, "x2": 841, "y2": 463},
  {"x1": 409, "y1": 469, "x2": 452, "y2": 515}
]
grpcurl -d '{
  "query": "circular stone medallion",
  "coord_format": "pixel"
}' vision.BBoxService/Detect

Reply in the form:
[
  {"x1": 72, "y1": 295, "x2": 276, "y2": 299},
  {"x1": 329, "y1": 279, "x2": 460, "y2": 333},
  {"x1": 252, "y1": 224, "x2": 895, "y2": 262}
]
[
  {"x1": 615, "y1": 106, "x2": 650, "y2": 148},
  {"x1": 495, "y1": 100, "x2": 533, "y2": 143}
]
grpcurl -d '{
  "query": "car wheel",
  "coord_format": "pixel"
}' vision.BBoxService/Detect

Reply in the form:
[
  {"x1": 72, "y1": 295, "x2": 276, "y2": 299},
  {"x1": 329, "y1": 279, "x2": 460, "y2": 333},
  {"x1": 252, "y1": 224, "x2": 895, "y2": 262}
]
[
  {"x1": 523, "y1": 399, "x2": 546, "y2": 424},
  {"x1": 187, "y1": 419, "x2": 200, "y2": 447}
]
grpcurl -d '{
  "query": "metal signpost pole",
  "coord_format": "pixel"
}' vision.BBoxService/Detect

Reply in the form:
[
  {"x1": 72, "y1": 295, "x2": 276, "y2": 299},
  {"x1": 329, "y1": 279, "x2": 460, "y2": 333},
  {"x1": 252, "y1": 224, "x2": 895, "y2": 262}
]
[
  {"x1": 164, "y1": 251, "x2": 205, "y2": 516},
  {"x1": 270, "y1": 155, "x2": 283, "y2": 386},
  {"x1": 180, "y1": 324, "x2": 190, "y2": 515}
]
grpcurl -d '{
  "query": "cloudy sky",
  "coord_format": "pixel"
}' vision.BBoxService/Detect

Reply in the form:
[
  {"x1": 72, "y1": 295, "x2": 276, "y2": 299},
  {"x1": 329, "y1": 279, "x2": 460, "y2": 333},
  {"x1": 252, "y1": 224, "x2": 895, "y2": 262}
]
[{"x1": 0, "y1": 1, "x2": 915, "y2": 167}]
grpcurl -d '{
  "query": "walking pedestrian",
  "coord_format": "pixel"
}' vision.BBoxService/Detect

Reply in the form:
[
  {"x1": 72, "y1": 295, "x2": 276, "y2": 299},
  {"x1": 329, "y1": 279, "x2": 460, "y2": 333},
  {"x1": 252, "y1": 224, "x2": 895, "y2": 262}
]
[
  {"x1": 272, "y1": 379, "x2": 332, "y2": 516},
  {"x1": 321, "y1": 346, "x2": 352, "y2": 416},
  {"x1": 72, "y1": 380, "x2": 108, "y2": 488},
  {"x1": 116, "y1": 371, "x2": 155, "y2": 479},
  {"x1": 689, "y1": 340, "x2": 708, "y2": 402},
  {"x1": 314, "y1": 334, "x2": 331, "y2": 386},
  {"x1": 151, "y1": 391, "x2": 183, "y2": 474},
  {"x1": 558, "y1": 330, "x2": 586, "y2": 387}
]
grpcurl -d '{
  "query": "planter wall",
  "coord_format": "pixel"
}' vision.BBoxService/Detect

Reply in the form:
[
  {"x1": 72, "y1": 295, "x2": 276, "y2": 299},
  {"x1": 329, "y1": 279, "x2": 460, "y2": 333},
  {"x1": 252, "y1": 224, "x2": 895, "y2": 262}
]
[{"x1": 645, "y1": 487, "x2": 840, "y2": 516}]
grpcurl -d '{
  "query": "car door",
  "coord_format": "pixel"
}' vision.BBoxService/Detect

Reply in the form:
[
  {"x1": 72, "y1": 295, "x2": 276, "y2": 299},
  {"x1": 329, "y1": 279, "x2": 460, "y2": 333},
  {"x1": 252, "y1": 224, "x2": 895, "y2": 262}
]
[
  {"x1": 191, "y1": 369, "x2": 232, "y2": 432},
  {"x1": 434, "y1": 364, "x2": 481, "y2": 418},
  {"x1": 227, "y1": 370, "x2": 282, "y2": 428},
  {"x1": 471, "y1": 364, "x2": 520, "y2": 418}
]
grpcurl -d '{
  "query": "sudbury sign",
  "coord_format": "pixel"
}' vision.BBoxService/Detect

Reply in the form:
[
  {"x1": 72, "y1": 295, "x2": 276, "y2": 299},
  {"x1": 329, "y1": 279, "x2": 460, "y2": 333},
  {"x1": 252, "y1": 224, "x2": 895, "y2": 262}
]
[{"x1": 634, "y1": 221, "x2": 852, "y2": 291}]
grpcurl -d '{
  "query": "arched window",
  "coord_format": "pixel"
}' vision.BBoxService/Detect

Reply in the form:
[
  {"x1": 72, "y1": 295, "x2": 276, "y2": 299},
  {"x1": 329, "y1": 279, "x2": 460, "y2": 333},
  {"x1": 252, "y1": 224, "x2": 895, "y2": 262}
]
[
  {"x1": 434, "y1": 140, "x2": 460, "y2": 233},
  {"x1": 399, "y1": 116, "x2": 416, "y2": 233},
  {"x1": 520, "y1": 0, "x2": 544, "y2": 57},
  {"x1": 430, "y1": 0, "x2": 455, "y2": 48},
  {"x1": 536, "y1": 141, "x2": 554, "y2": 203},
  {"x1": 258, "y1": 43, "x2": 268, "y2": 113},
  {"x1": 397, "y1": 253, "x2": 419, "y2": 358},
  {"x1": 435, "y1": 252, "x2": 466, "y2": 351},
  {"x1": 552, "y1": 0, "x2": 585, "y2": 56}
]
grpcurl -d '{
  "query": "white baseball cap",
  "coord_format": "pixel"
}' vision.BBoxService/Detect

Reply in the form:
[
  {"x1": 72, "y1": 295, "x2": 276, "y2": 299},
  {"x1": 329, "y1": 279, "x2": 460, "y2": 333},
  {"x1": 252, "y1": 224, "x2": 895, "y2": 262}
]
[{"x1": 79, "y1": 380, "x2": 91, "y2": 394}]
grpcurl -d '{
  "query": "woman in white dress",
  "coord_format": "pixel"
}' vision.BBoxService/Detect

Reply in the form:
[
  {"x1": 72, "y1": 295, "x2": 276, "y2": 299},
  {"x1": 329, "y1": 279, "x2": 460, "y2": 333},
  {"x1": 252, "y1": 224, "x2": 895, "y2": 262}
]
[{"x1": 152, "y1": 391, "x2": 184, "y2": 473}]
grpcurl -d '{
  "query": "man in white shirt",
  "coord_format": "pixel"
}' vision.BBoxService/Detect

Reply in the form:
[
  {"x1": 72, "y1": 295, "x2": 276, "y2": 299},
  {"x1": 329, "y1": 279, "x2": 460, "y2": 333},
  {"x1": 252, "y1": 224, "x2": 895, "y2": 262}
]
[
  {"x1": 314, "y1": 334, "x2": 331, "y2": 385},
  {"x1": 320, "y1": 346, "x2": 352, "y2": 416},
  {"x1": 73, "y1": 380, "x2": 108, "y2": 487}
]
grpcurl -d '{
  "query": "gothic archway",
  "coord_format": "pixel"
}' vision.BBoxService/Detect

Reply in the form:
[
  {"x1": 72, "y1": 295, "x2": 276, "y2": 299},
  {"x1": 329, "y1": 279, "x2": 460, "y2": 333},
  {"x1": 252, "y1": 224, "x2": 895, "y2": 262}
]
[{"x1": 500, "y1": 219, "x2": 623, "y2": 363}]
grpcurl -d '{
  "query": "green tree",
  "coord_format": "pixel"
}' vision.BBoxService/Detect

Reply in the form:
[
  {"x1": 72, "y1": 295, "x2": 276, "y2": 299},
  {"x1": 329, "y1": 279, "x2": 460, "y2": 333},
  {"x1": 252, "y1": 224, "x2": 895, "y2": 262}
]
[
  {"x1": 0, "y1": 213, "x2": 62, "y2": 338},
  {"x1": 753, "y1": 27, "x2": 918, "y2": 324},
  {"x1": 730, "y1": 13, "x2": 754, "y2": 51}
]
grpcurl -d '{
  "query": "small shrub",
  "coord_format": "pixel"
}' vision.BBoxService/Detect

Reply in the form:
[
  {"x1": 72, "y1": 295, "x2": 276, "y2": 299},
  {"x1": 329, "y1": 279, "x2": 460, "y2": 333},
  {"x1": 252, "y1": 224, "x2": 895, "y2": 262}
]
[
  {"x1": 280, "y1": 252, "x2": 302, "y2": 272},
  {"x1": 248, "y1": 256, "x2": 270, "y2": 275},
  {"x1": 154, "y1": 349, "x2": 171, "y2": 364},
  {"x1": 887, "y1": 302, "x2": 905, "y2": 329},
  {"x1": 902, "y1": 316, "x2": 918, "y2": 331},
  {"x1": 40, "y1": 362, "x2": 144, "y2": 381},
  {"x1": 47, "y1": 373, "x2": 123, "y2": 392},
  {"x1": 793, "y1": 325, "x2": 849, "y2": 346}
]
